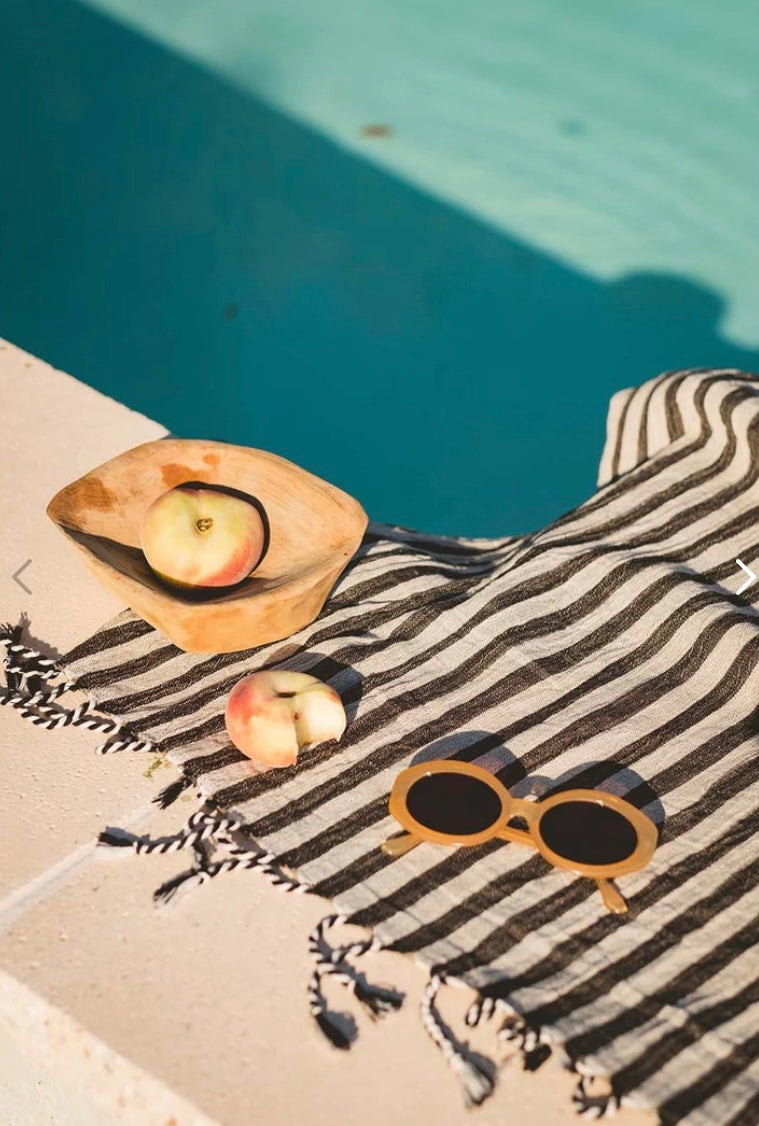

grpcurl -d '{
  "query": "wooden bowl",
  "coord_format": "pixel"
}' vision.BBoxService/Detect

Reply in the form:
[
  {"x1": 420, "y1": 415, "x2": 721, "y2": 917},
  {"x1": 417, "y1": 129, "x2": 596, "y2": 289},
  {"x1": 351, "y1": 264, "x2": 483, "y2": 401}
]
[{"x1": 47, "y1": 439, "x2": 368, "y2": 654}]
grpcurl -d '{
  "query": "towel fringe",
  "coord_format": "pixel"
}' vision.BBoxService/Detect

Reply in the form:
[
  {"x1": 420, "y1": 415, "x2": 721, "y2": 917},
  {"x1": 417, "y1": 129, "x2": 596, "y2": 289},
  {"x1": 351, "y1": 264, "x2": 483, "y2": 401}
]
[
  {"x1": 98, "y1": 810, "x2": 242, "y2": 857},
  {"x1": 307, "y1": 914, "x2": 403, "y2": 1048},
  {"x1": 155, "y1": 845, "x2": 307, "y2": 907},
  {"x1": 313, "y1": 1009, "x2": 352, "y2": 1051},
  {"x1": 154, "y1": 774, "x2": 194, "y2": 809},
  {"x1": 572, "y1": 1077, "x2": 621, "y2": 1119},
  {"x1": 420, "y1": 972, "x2": 495, "y2": 1108},
  {"x1": 521, "y1": 1040, "x2": 553, "y2": 1071},
  {"x1": 1, "y1": 624, "x2": 67, "y2": 688},
  {"x1": 0, "y1": 689, "x2": 112, "y2": 730},
  {"x1": 96, "y1": 731, "x2": 154, "y2": 755},
  {"x1": 97, "y1": 804, "x2": 310, "y2": 908},
  {"x1": 498, "y1": 1010, "x2": 554, "y2": 1072},
  {"x1": 0, "y1": 622, "x2": 152, "y2": 754},
  {"x1": 465, "y1": 994, "x2": 499, "y2": 1025}
]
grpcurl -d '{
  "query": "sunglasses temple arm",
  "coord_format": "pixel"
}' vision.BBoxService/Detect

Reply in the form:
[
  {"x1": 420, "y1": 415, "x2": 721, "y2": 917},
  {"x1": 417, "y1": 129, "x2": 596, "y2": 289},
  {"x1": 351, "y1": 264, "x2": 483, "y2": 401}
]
[
  {"x1": 497, "y1": 824, "x2": 630, "y2": 914},
  {"x1": 381, "y1": 831, "x2": 423, "y2": 858},
  {"x1": 596, "y1": 878, "x2": 628, "y2": 914}
]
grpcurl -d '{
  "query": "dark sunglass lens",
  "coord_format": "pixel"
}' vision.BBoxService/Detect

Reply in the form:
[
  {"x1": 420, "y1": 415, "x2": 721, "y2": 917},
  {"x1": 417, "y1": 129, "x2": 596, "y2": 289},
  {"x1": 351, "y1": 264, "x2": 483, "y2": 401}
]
[
  {"x1": 405, "y1": 772, "x2": 503, "y2": 836},
  {"x1": 538, "y1": 801, "x2": 638, "y2": 866}
]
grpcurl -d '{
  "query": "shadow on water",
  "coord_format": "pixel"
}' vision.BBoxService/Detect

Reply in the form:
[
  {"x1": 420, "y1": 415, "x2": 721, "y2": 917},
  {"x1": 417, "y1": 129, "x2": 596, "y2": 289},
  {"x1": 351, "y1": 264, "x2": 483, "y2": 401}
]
[{"x1": 1, "y1": 0, "x2": 758, "y2": 536}]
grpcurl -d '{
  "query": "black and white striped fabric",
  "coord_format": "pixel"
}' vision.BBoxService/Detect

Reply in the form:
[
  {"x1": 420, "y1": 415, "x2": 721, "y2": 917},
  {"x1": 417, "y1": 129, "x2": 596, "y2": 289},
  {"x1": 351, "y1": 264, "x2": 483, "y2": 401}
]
[{"x1": 6, "y1": 367, "x2": 759, "y2": 1125}]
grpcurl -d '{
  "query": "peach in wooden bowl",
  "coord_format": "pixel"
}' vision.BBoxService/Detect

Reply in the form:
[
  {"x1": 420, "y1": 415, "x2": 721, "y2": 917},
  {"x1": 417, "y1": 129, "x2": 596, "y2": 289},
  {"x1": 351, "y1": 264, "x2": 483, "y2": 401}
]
[
  {"x1": 46, "y1": 438, "x2": 368, "y2": 654},
  {"x1": 140, "y1": 484, "x2": 268, "y2": 589}
]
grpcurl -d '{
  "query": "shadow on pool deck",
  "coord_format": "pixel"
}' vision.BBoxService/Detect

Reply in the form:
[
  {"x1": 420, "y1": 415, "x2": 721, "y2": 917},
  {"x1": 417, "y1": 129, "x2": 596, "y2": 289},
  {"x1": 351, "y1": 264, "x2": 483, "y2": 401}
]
[{"x1": 1, "y1": 0, "x2": 757, "y2": 536}]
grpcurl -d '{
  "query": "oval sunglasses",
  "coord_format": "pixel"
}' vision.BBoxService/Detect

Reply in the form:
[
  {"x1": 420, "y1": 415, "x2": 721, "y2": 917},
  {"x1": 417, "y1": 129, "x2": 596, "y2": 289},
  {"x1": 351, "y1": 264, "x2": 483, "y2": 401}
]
[{"x1": 381, "y1": 760, "x2": 658, "y2": 914}]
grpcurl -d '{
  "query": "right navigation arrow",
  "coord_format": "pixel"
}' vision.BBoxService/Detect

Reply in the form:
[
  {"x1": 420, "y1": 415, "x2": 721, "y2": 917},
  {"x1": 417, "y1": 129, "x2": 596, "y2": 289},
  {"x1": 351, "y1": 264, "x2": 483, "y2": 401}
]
[{"x1": 736, "y1": 558, "x2": 757, "y2": 596}]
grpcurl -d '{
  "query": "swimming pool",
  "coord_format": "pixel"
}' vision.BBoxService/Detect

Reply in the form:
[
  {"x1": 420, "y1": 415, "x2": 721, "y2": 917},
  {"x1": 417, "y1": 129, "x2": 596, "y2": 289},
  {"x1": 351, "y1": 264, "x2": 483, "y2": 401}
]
[{"x1": 1, "y1": 0, "x2": 757, "y2": 535}]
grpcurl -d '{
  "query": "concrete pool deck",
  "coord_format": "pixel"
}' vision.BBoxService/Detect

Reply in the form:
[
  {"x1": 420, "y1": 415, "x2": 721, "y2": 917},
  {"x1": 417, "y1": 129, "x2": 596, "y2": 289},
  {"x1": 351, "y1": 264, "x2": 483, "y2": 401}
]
[{"x1": 0, "y1": 337, "x2": 654, "y2": 1125}]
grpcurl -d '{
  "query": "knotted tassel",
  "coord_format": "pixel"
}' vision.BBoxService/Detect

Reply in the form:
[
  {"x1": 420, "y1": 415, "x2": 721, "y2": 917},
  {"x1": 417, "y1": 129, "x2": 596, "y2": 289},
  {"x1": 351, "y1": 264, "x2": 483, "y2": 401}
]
[
  {"x1": 96, "y1": 728, "x2": 154, "y2": 755},
  {"x1": 522, "y1": 1041, "x2": 552, "y2": 1071},
  {"x1": 154, "y1": 774, "x2": 194, "y2": 810},
  {"x1": 0, "y1": 624, "x2": 68, "y2": 690},
  {"x1": 465, "y1": 993, "x2": 551, "y2": 1072},
  {"x1": 420, "y1": 972, "x2": 495, "y2": 1107},
  {"x1": 307, "y1": 913, "x2": 403, "y2": 1047},
  {"x1": 153, "y1": 850, "x2": 281, "y2": 907},
  {"x1": 0, "y1": 687, "x2": 143, "y2": 753},
  {"x1": 352, "y1": 976, "x2": 403, "y2": 1018},
  {"x1": 4, "y1": 672, "x2": 76, "y2": 700},
  {"x1": 98, "y1": 808, "x2": 279, "y2": 909},
  {"x1": 307, "y1": 969, "x2": 352, "y2": 1050},
  {"x1": 0, "y1": 627, "x2": 152, "y2": 755},
  {"x1": 98, "y1": 809, "x2": 242, "y2": 857},
  {"x1": 151, "y1": 828, "x2": 308, "y2": 908},
  {"x1": 465, "y1": 993, "x2": 510, "y2": 1027},
  {"x1": 498, "y1": 1015, "x2": 552, "y2": 1069},
  {"x1": 572, "y1": 1076, "x2": 621, "y2": 1119}
]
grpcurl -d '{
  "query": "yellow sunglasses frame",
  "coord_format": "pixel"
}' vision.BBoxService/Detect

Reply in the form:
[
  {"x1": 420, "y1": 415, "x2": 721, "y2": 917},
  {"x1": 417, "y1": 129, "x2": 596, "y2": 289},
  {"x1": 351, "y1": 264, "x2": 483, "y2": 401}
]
[{"x1": 382, "y1": 760, "x2": 658, "y2": 914}]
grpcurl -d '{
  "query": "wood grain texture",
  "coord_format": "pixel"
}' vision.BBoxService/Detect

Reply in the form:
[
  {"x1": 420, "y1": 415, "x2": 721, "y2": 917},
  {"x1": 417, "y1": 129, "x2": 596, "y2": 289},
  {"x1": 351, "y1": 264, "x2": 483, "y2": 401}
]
[{"x1": 47, "y1": 439, "x2": 368, "y2": 653}]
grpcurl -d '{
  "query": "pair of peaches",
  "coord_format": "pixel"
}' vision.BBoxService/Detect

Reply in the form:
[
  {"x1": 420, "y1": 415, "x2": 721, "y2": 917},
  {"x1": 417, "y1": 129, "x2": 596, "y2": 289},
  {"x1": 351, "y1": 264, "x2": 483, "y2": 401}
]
[{"x1": 141, "y1": 485, "x2": 346, "y2": 769}]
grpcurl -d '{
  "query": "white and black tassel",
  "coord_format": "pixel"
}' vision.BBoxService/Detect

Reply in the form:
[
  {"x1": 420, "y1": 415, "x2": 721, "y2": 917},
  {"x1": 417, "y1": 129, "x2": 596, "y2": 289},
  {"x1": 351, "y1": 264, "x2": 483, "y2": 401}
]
[
  {"x1": 151, "y1": 822, "x2": 307, "y2": 908},
  {"x1": 96, "y1": 728, "x2": 154, "y2": 755},
  {"x1": 307, "y1": 913, "x2": 402, "y2": 1047},
  {"x1": 154, "y1": 773, "x2": 194, "y2": 810},
  {"x1": 0, "y1": 686, "x2": 151, "y2": 754},
  {"x1": 420, "y1": 972, "x2": 495, "y2": 1107},
  {"x1": 498, "y1": 1015, "x2": 553, "y2": 1070},
  {"x1": 0, "y1": 627, "x2": 152, "y2": 756},
  {"x1": 572, "y1": 1077, "x2": 621, "y2": 1119},
  {"x1": 98, "y1": 809, "x2": 242, "y2": 857},
  {"x1": 465, "y1": 993, "x2": 503, "y2": 1027},
  {"x1": 0, "y1": 624, "x2": 68, "y2": 690},
  {"x1": 307, "y1": 967, "x2": 353, "y2": 1050}
]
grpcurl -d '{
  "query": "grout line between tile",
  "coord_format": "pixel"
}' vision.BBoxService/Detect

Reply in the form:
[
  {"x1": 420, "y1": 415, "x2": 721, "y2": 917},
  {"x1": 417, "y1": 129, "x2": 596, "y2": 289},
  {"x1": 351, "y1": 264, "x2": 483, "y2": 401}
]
[{"x1": 0, "y1": 800, "x2": 160, "y2": 936}]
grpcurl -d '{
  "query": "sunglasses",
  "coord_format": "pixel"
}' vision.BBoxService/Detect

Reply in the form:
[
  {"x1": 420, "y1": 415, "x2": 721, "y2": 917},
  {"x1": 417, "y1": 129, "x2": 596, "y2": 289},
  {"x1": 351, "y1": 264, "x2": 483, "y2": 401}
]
[{"x1": 382, "y1": 760, "x2": 657, "y2": 914}]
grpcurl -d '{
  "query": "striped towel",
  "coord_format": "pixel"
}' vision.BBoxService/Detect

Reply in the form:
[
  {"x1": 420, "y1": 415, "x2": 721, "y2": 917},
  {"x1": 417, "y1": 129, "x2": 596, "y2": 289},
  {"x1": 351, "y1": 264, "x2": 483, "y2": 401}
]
[{"x1": 4, "y1": 367, "x2": 759, "y2": 1124}]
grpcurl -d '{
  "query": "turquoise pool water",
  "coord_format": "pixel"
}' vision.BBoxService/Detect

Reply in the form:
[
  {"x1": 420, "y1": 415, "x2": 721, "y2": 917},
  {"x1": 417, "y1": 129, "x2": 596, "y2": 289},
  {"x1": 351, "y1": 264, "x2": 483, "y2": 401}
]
[{"x1": 1, "y1": 0, "x2": 758, "y2": 535}]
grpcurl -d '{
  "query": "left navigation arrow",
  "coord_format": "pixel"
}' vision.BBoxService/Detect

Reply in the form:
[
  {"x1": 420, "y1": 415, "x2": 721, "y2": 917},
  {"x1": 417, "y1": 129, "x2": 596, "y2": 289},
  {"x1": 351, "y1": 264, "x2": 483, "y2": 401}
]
[{"x1": 12, "y1": 559, "x2": 33, "y2": 594}]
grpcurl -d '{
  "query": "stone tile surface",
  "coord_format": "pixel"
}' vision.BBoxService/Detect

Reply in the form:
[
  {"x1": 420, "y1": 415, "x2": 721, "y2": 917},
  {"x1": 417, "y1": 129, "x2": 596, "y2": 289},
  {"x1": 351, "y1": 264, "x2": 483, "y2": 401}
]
[
  {"x1": 0, "y1": 971, "x2": 214, "y2": 1126},
  {"x1": 0, "y1": 338, "x2": 168, "y2": 894}
]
